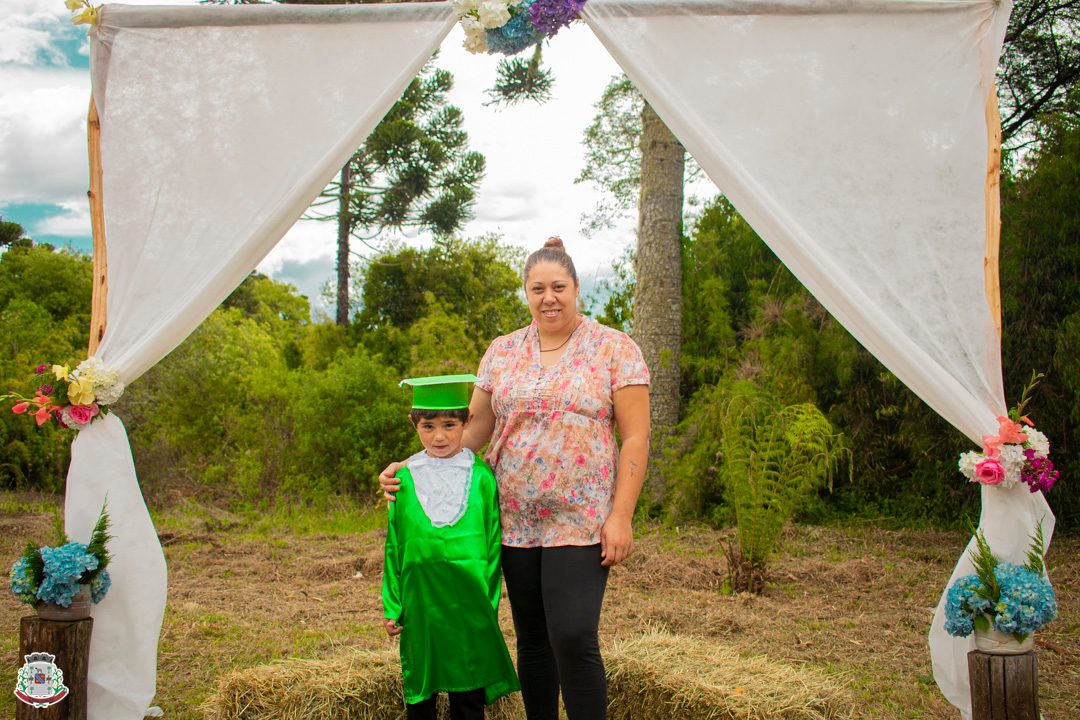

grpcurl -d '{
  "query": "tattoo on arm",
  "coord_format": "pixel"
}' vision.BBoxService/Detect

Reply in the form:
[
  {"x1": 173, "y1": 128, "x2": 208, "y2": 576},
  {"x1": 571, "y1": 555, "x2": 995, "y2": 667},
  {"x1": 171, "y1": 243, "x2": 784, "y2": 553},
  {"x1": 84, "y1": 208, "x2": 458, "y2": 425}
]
[{"x1": 628, "y1": 460, "x2": 639, "y2": 479}]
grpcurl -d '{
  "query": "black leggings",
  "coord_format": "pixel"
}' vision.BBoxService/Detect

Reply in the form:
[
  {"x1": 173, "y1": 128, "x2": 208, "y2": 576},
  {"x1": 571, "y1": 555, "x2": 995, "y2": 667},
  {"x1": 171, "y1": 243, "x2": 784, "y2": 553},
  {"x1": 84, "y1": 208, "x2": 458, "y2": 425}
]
[
  {"x1": 406, "y1": 688, "x2": 485, "y2": 720},
  {"x1": 501, "y1": 544, "x2": 610, "y2": 720}
]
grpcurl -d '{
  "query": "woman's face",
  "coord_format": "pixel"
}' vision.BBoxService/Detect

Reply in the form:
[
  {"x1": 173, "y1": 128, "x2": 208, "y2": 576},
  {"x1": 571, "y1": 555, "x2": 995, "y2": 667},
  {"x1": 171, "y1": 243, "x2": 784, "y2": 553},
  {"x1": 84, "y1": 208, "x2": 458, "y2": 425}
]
[{"x1": 525, "y1": 260, "x2": 579, "y2": 335}]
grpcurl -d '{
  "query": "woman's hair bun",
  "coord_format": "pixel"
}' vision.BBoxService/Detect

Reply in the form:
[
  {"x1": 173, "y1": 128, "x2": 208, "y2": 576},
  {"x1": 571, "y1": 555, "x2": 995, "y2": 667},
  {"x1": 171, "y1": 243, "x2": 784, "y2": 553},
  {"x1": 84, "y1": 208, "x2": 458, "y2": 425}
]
[{"x1": 544, "y1": 236, "x2": 565, "y2": 252}]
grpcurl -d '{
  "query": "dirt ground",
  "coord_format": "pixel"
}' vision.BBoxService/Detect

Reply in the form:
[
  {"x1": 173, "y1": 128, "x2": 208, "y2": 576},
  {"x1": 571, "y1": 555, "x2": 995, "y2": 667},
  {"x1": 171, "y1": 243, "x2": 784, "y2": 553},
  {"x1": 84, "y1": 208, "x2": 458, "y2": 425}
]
[{"x1": 0, "y1": 495, "x2": 1076, "y2": 719}]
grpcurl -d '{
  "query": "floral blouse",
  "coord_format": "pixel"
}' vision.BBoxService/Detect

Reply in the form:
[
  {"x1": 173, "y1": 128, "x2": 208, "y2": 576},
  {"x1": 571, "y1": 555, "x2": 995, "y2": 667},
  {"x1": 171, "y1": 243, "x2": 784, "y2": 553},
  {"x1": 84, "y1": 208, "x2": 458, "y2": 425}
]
[{"x1": 477, "y1": 317, "x2": 650, "y2": 547}]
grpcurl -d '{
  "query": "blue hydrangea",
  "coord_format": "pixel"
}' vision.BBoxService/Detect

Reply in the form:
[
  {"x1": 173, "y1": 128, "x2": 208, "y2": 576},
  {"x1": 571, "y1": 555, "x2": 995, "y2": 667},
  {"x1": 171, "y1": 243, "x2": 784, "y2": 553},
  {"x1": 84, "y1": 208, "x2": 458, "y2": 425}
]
[
  {"x1": 943, "y1": 565, "x2": 1057, "y2": 640},
  {"x1": 992, "y1": 564, "x2": 1057, "y2": 637},
  {"x1": 90, "y1": 569, "x2": 111, "y2": 604},
  {"x1": 944, "y1": 574, "x2": 984, "y2": 637},
  {"x1": 487, "y1": 3, "x2": 543, "y2": 56},
  {"x1": 9, "y1": 557, "x2": 37, "y2": 604},
  {"x1": 36, "y1": 543, "x2": 98, "y2": 607}
]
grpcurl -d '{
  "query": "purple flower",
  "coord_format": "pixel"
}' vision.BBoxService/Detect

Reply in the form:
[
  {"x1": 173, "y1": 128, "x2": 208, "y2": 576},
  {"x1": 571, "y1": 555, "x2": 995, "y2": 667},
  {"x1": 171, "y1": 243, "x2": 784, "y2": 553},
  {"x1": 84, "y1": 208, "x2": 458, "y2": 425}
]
[
  {"x1": 35, "y1": 364, "x2": 48, "y2": 374},
  {"x1": 1020, "y1": 453, "x2": 1059, "y2": 493},
  {"x1": 38, "y1": 385, "x2": 54, "y2": 396},
  {"x1": 528, "y1": 0, "x2": 587, "y2": 38}
]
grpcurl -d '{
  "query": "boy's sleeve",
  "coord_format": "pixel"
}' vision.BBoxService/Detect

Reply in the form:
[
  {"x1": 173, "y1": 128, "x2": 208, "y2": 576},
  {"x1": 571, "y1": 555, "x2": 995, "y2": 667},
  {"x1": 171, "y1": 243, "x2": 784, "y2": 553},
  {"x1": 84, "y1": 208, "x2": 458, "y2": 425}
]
[
  {"x1": 381, "y1": 471, "x2": 405, "y2": 622},
  {"x1": 480, "y1": 462, "x2": 502, "y2": 612}
]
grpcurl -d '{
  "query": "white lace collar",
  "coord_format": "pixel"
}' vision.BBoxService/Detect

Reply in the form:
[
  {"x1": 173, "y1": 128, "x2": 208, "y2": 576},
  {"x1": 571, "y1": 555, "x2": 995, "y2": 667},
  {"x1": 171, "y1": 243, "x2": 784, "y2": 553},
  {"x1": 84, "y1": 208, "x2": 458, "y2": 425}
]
[{"x1": 407, "y1": 449, "x2": 474, "y2": 527}]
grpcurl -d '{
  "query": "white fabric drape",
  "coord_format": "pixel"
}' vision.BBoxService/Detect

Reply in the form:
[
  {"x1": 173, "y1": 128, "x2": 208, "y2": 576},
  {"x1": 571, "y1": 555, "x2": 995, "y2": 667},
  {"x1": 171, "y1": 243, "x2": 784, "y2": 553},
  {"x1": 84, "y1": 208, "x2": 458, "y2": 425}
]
[
  {"x1": 582, "y1": 1, "x2": 1052, "y2": 717},
  {"x1": 68, "y1": 4, "x2": 455, "y2": 718}
]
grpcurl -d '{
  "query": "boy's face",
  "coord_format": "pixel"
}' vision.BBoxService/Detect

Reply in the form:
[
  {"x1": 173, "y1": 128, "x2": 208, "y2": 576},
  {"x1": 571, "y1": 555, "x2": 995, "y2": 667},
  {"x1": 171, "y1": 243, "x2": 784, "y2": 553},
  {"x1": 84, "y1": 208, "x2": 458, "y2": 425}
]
[{"x1": 414, "y1": 415, "x2": 468, "y2": 458}]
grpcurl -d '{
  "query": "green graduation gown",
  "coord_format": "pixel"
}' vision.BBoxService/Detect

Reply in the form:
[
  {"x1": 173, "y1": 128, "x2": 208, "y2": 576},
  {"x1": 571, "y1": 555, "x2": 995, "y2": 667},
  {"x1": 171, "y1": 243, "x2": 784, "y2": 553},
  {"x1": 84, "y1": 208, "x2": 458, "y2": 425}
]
[{"x1": 382, "y1": 449, "x2": 519, "y2": 705}]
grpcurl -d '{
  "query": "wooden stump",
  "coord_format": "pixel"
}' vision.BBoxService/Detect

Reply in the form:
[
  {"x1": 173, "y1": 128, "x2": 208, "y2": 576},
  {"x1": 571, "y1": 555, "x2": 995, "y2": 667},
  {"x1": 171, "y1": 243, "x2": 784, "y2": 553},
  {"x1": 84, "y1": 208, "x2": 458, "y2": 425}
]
[
  {"x1": 967, "y1": 650, "x2": 1039, "y2": 720},
  {"x1": 16, "y1": 616, "x2": 93, "y2": 720}
]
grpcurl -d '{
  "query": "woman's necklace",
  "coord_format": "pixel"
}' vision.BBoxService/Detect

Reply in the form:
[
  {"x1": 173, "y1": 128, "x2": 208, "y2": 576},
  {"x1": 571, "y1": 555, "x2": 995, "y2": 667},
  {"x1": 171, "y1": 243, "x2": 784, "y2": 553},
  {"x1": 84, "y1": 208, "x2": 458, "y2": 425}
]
[{"x1": 538, "y1": 318, "x2": 582, "y2": 353}]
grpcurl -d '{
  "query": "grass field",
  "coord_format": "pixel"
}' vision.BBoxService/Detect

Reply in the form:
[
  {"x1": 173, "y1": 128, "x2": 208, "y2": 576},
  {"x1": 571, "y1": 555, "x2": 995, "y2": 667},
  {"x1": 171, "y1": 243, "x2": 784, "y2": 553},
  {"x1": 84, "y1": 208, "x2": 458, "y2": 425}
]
[{"x1": 0, "y1": 493, "x2": 1076, "y2": 719}]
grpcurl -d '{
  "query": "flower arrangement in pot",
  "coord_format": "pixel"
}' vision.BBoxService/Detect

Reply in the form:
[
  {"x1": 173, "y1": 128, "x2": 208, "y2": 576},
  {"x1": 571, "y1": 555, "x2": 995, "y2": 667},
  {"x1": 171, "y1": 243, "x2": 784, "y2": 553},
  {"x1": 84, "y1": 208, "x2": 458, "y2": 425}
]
[
  {"x1": 944, "y1": 522, "x2": 1057, "y2": 654},
  {"x1": 10, "y1": 506, "x2": 112, "y2": 620}
]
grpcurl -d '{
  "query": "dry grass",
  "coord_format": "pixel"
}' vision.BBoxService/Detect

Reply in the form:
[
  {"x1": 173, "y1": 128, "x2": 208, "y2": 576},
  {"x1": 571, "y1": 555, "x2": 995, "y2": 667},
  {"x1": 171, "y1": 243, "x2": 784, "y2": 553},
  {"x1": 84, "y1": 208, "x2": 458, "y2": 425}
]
[
  {"x1": 0, "y1": 495, "x2": 1076, "y2": 719},
  {"x1": 605, "y1": 630, "x2": 853, "y2": 719},
  {"x1": 203, "y1": 648, "x2": 523, "y2": 720}
]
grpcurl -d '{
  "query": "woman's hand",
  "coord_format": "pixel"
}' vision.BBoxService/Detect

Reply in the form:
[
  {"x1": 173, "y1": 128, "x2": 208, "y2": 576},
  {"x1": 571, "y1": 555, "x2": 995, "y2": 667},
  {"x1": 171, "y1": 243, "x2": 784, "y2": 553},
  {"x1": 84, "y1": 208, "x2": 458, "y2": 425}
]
[
  {"x1": 383, "y1": 618, "x2": 403, "y2": 636},
  {"x1": 379, "y1": 461, "x2": 406, "y2": 502},
  {"x1": 600, "y1": 513, "x2": 633, "y2": 567}
]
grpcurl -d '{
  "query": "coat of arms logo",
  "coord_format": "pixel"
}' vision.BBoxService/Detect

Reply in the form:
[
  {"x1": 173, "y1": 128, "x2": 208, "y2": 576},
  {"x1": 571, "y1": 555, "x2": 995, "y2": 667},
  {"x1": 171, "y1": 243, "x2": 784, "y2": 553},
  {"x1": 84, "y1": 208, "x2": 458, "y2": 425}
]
[{"x1": 14, "y1": 652, "x2": 69, "y2": 708}]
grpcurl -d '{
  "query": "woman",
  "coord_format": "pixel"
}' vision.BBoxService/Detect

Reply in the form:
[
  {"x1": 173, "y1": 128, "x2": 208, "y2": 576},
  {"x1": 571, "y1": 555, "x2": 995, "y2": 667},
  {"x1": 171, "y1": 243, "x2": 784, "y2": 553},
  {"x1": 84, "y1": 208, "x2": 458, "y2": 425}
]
[{"x1": 380, "y1": 237, "x2": 650, "y2": 720}]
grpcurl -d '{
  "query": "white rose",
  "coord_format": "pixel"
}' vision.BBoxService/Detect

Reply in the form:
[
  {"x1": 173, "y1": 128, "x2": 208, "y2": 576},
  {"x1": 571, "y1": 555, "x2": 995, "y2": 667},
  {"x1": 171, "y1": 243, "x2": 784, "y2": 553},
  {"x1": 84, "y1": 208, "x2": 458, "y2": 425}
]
[
  {"x1": 453, "y1": 0, "x2": 481, "y2": 15},
  {"x1": 478, "y1": 0, "x2": 512, "y2": 29}
]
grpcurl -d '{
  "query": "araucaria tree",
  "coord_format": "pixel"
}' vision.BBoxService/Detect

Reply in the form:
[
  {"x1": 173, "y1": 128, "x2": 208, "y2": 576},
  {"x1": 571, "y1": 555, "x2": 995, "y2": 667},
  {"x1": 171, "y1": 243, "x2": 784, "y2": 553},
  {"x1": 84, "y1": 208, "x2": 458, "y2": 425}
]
[{"x1": 307, "y1": 62, "x2": 486, "y2": 325}]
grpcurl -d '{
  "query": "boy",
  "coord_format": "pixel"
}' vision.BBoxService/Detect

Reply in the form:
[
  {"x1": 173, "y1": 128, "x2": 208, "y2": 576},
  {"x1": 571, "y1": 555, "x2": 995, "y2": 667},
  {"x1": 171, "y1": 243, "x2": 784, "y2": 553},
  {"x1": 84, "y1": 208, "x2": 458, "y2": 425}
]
[{"x1": 382, "y1": 374, "x2": 519, "y2": 720}]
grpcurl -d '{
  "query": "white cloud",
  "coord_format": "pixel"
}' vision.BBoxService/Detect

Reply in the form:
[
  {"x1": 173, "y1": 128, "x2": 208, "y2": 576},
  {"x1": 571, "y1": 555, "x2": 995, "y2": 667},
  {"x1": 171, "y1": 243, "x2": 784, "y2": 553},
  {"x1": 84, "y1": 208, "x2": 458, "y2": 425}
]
[
  {"x1": 31, "y1": 200, "x2": 90, "y2": 237},
  {"x1": 0, "y1": 66, "x2": 89, "y2": 204}
]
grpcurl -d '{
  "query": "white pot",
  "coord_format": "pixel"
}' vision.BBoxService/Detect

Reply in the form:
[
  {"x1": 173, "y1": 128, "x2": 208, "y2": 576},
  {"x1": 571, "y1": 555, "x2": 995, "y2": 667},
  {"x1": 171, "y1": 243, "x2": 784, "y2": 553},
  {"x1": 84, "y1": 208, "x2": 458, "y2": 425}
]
[{"x1": 974, "y1": 626, "x2": 1034, "y2": 655}]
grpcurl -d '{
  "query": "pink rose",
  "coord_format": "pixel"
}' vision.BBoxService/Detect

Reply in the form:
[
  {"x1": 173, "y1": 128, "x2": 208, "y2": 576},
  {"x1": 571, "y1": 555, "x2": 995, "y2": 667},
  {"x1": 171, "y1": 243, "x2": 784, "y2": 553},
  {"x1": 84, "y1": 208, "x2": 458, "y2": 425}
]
[
  {"x1": 67, "y1": 403, "x2": 99, "y2": 426},
  {"x1": 974, "y1": 458, "x2": 1005, "y2": 486}
]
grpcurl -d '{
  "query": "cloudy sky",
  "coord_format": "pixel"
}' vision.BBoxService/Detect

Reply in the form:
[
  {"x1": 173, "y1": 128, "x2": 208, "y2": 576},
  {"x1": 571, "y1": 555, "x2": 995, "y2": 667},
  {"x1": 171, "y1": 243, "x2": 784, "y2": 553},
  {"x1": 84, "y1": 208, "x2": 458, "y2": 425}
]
[{"x1": 0, "y1": 0, "x2": 719, "y2": 316}]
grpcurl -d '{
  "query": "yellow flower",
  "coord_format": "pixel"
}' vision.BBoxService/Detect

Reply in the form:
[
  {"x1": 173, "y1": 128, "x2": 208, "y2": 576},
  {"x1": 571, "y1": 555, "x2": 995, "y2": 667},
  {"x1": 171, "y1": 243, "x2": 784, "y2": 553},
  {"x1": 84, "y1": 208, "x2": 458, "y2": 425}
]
[
  {"x1": 52, "y1": 364, "x2": 70, "y2": 381},
  {"x1": 72, "y1": 6, "x2": 98, "y2": 26},
  {"x1": 65, "y1": 0, "x2": 84, "y2": 11},
  {"x1": 67, "y1": 376, "x2": 96, "y2": 406}
]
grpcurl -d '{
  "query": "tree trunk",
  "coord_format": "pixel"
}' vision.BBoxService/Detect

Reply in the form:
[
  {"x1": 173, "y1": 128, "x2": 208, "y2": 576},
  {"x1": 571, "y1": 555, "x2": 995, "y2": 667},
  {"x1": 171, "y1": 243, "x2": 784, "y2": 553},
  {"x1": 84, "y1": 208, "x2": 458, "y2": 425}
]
[
  {"x1": 336, "y1": 161, "x2": 353, "y2": 327},
  {"x1": 633, "y1": 102, "x2": 685, "y2": 494}
]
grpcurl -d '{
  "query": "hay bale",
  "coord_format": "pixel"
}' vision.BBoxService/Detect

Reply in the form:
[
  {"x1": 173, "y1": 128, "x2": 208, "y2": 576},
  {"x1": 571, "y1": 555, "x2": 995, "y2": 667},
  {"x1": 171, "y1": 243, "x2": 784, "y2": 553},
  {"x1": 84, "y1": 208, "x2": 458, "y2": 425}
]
[
  {"x1": 605, "y1": 630, "x2": 853, "y2": 720},
  {"x1": 201, "y1": 648, "x2": 523, "y2": 720}
]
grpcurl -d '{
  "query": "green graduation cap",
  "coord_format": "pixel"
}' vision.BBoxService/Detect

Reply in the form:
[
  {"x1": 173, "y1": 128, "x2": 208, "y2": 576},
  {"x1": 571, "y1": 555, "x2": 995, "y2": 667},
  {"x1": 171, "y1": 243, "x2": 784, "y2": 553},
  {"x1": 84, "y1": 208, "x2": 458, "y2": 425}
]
[{"x1": 400, "y1": 374, "x2": 479, "y2": 410}]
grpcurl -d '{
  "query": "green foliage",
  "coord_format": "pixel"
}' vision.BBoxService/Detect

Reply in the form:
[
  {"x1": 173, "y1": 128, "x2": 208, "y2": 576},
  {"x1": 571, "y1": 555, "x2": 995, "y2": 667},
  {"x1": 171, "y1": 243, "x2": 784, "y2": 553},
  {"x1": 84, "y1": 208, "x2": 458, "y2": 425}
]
[
  {"x1": 1025, "y1": 520, "x2": 1047, "y2": 577},
  {"x1": 485, "y1": 46, "x2": 555, "y2": 107},
  {"x1": 83, "y1": 504, "x2": 112, "y2": 585},
  {"x1": 1000, "y1": 100, "x2": 1080, "y2": 529},
  {"x1": 355, "y1": 236, "x2": 528, "y2": 367},
  {"x1": 718, "y1": 387, "x2": 846, "y2": 591},
  {"x1": 651, "y1": 196, "x2": 979, "y2": 528},
  {"x1": 585, "y1": 246, "x2": 635, "y2": 333},
  {"x1": 0, "y1": 219, "x2": 31, "y2": 249},
  {"x1": 969, "y1": 528, "x2": 1002, "y2": 600},
  {"x1": 997, "y1": 0, "x2": 1080, "y2": 150},
  {"x1": 0, "y1": 245, "x2": 92, "y2": 492},
  {"x1": 317, "y1": 61, "x2": 486, "y2": 239}
]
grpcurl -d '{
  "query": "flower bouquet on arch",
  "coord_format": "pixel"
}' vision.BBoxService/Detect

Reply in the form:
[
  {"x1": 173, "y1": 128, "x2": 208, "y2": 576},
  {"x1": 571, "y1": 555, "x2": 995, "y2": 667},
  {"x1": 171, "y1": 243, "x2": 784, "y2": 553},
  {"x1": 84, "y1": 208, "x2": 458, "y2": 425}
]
[
  {"x1": 944, "y1": 522, "x2": 1057, "y2": 654},
  {"x1": 957, "y1": 373, "x2": 1059, "y2": 493},
  {"x1": 453, "y1": 0, "x2": 588, "y2": 55},
  {"x1": 10, "y1": 505, "x2": 112, "y2": 619},
  {"x1": 2, "y1": 357, "x2": 124, "y2": 432}
]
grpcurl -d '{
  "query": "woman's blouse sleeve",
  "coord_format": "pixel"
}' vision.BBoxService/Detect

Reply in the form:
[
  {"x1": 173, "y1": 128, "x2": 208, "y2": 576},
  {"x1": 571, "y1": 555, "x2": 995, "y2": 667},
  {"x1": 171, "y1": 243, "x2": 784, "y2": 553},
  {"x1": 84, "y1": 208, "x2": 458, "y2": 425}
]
[
  {"x1": 476, "y1": 336, "x2": 500, "y2": 393},
  {"x1": 610, "y1": 332, "x2": 650, "y2": 392}
]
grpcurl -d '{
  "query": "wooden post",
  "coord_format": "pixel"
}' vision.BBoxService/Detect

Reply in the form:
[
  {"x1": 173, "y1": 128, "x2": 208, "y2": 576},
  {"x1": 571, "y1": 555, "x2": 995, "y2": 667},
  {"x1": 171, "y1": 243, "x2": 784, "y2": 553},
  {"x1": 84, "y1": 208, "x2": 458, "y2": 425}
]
[
  {"x1": 984, "y1": 85, "x2": 1002, "y2": 339},
  {"x1": 17, "y1": 616, "x2": 93, "y2": 720},
  {"x1": 87, "y1": 96, "x2": 108, "y2": 356},
  {"x1": 967, "y1": 650, "x2": 1040, "y2": 720}
]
